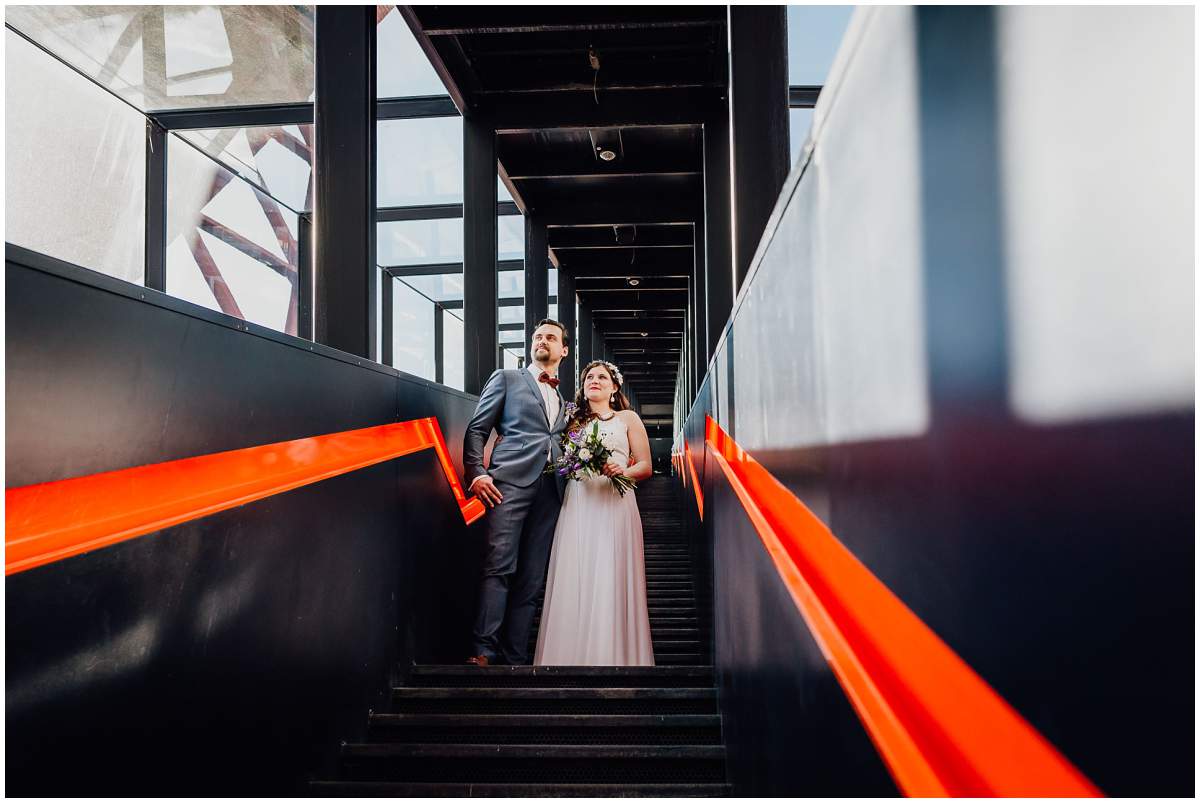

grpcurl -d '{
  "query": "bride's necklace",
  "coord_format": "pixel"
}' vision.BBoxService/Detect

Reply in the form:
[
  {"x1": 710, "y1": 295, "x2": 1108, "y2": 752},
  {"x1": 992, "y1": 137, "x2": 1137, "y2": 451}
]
[{"x1": 594, "y1": 411, "x2": 616, "y2": 421}]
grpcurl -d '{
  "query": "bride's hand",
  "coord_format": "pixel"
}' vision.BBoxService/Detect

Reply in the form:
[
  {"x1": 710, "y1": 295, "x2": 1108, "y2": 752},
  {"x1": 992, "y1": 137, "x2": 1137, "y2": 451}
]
[{"x1": 601, "y1": 461, "x2": 625, "y2": 478}]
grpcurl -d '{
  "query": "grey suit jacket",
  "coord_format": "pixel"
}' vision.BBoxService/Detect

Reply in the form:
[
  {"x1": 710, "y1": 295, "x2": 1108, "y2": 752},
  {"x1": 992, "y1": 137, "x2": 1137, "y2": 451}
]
[{"x1": 463, "y1": 368, "x2": 567, "y2": 490}]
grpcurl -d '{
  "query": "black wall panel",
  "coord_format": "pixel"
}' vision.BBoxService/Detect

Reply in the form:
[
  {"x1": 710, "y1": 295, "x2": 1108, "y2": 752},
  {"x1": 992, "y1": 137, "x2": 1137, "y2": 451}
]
[{"x1": 5, "y1": 250, "x2": 483, "y2": 794}]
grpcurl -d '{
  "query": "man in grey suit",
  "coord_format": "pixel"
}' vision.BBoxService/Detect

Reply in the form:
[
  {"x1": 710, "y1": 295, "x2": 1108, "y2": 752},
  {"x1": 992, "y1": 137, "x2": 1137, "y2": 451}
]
[{"x1": 463, "y1": 319, "x2": 570, "y2": 666}]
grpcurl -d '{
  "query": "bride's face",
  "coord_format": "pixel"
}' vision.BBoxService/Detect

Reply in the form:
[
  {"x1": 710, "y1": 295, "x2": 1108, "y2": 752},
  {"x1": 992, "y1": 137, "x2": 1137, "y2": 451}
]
[{"x1": 582, "y1": 366, "x2": 616, "y2": 403}]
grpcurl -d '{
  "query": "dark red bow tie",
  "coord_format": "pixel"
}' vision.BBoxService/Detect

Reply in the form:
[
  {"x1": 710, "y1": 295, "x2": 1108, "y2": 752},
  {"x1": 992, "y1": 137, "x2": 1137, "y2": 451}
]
[{"x1": 538, "y1": 371, "x2": 560, "y2": 389}]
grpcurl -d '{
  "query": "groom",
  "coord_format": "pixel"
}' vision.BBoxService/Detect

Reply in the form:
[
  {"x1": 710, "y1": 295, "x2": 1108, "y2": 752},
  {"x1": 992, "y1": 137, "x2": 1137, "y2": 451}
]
[{"x1": 462, "y1": 319, "x2": 570, "y2": 666}]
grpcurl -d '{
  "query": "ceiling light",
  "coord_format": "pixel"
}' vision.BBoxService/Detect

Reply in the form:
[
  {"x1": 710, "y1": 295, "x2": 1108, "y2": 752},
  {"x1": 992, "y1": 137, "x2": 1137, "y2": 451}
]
[
  {"x1": 626, "y1": 277, "x2": 641, "y2": 286},
  {"x1": 640, "y1": 332, "x2": 649, "y2": 337},
  {"x1": 598, "y1": 148, "x2": 617, "y2": 161}
]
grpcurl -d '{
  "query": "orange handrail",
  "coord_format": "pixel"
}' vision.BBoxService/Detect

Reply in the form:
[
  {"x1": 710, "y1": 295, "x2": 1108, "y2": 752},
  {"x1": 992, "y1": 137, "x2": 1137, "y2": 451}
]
[
  {"x1": 5, "y1": 418, "x2": 485, "y2": 576},
  {"x1": 701, "y1": 415, "x2": 1100, "y2": 797},
  {"x1": 684, "y1": 440, "x2": 704, "y2": 520}
]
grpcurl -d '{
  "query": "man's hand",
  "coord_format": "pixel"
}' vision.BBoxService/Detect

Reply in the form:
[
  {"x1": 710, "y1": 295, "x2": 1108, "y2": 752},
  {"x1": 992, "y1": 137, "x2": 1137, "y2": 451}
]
[{"x1": 471, "y1": 475, "x2": 504, "y2": 508}]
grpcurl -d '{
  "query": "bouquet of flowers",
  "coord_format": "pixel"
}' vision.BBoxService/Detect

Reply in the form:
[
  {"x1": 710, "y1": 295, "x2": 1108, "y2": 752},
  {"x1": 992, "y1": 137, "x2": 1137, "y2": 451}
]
[{"x1": 544, "y1": 414, "x2": 638, "y2": 497}]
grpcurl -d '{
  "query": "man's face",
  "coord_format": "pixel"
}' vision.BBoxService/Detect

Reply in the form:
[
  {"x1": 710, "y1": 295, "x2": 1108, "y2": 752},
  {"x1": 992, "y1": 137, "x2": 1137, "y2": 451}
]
[{"x1": 531, "y1": 324, "x2": 567, "y2": 366}]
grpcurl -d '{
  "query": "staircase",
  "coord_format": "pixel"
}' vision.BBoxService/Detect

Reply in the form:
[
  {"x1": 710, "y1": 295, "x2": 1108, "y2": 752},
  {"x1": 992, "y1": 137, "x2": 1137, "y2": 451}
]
[{"x1": 313, "y1": 477, "x2": 727, "y2": 796}]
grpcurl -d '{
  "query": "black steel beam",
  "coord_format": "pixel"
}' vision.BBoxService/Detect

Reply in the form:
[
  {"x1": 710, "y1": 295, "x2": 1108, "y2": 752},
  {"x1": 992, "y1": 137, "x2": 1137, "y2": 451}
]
[
  {"x1": 414, "y1": 7, "x2": 723, "y2": 35},
  {"x1": 149, "y1": 95, "x2": 460, "y2": 131},
  {"x1": 377, "y1": 200, "x2": 519, "y2": 222},
  {"x1": 538, "y1": 197, "x2": 700, "y2": 226},
  {"x1": 575, "y1": 277, "x2": 689, "y2": 292},
  {"x1": 691, "y1": 216, "x2": 707, "y2": 397},
  {"x1": 377, "y1": 95, "x2": 459, "y2": 118},
  {"x1": 548, "y1": 225, "x2": 694, "y2": 249},
  {"x1": 703, "y1": 100, "x2": 734, "y2": 361},
  {"x1": 553, "y1": 247, "x2": 694, "y2": 272},
  {"x1": 314, "y1": 6, "x2": 376, "y2": 359},
  {"x1": 728, "y1": 6, "x2": 789, "y2": 291},
  {"x1": 434, "y1": 304, "x2": 445, "y2": 383},
  {"x1": 789, "y1": 85, "x2": 822, "y2": 107},
  {"x1": 298, "y1": 213, "x2": 313, "y2": 340},
  {"x1": 577, "y1": 300, "x2": 594, "y2": 367},
  {"x1": 144, "y1": 120, "x2": 167, "y2": 292},
  {"x1": 148, "y1": 102, "x2": 314, "y2": 131},
  {"x1": 462, "y1": 111, "x2": 498, "y2": 393},
  {"x1": 557, "y1": 267, "x2": 577, "y2": 397},
  {"x1": 381, "y1": 271, "x2": 394, "y2": 366},
  {"x1": 397, "y1": 7, "x2": 469, "y2": 113},
  {"x1": 486, "y1": 88, "x2": 715, "y2": 132},
  {"x1": 524, "y1": 216, "x2": 549, "y2": 343}
]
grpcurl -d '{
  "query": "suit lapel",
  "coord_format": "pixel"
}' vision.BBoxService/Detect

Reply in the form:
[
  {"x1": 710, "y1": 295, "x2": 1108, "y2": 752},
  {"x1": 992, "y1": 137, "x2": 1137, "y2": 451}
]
[{"x1": 518, "y1": 367, "x2": 551, "y2": 429}]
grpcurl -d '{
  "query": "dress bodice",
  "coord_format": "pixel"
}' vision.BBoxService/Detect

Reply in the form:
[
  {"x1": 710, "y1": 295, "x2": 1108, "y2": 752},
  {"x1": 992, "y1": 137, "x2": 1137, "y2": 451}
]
[{"x1": 593, "y1": 414, "x2": 630, "y2": 464}]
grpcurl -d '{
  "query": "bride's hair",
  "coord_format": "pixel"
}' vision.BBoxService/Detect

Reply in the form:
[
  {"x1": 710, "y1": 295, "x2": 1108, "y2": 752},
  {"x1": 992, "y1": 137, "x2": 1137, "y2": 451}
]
[{"x1": 567, "y1": 360, "x2": 631, "y2": 435}]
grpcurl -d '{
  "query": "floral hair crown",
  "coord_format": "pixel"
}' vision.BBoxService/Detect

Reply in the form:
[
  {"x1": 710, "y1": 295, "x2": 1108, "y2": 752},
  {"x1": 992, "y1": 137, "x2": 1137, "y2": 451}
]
[{"x1": 598, "y1": 360, "x2": 623, "y2": 387}]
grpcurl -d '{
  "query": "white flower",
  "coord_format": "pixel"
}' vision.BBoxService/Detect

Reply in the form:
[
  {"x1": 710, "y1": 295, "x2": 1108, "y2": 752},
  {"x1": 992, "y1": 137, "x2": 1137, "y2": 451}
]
[
  {"x1": 565, "y1": 443, "x2": 576, "y2": 453},
  {"x1": 578, "y1": 448, "x2": 592, "y2": 461}
]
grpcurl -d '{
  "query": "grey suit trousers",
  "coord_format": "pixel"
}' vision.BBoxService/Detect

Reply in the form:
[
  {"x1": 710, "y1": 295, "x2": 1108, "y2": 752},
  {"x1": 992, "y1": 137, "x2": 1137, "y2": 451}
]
[{"x1": 472, "y1": 473, "x2": 563, "y2": 664}]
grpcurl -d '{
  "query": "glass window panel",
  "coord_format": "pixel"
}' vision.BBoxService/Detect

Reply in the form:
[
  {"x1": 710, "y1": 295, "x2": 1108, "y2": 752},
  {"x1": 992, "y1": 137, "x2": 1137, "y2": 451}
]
[
  {"x1": 378, "y1": 117, "x2": 463, "y2": 207},
  {"x1": 498, "y1": 175, "x2": 513, "y2": 202},
  {"x1": 377, "y1": 6, "x2": 449, "y2": 98},
  {"x1": 166, "y1": 135, "x2": 299, "y2": 333},
  {"x1": 502, "y1": 348, "x2": 522, "y2": 370},
  {"x1": 548, "y1": 268, "x2": 559, "y2": 291},
  {"x1": 378, "y1": 218, "x2": 463, "y2": 266},
  {"x1": 442, "y1": 309, "x2": 465, "y2": 391},
  {"x1": 548, "y1": 303, "x2": 558, "y2": 319},
  {"x1": 5, "y1": 29, "x2": 145, "y2": 283},
  {"x1": 391, "y1": 277, "x2": 435, "y2": 380},
  {"x1": 6, "y1": 6, "x2": 316, "y2": 111},
  {"x1": 176, "y1": 125, "x2": 313, "y2": 212},
  {"x1": 401, "y1": 272, "x2": 463, "y2": 304},
  {"x1": 498, "y1": 270, "x2": 524, "y2": 299},
  {"x1": 498, "y1": 306, "x2": 524, "y2": 325},
  {"x1": 786, "y1": 6, "x2": 854, "y2": 86},
  {"x1": 789, "y1": 108, "x2": 815, "y2": 164},
  {"x1": 498, "y1": 214, "x2": 524, "y2": 260}
]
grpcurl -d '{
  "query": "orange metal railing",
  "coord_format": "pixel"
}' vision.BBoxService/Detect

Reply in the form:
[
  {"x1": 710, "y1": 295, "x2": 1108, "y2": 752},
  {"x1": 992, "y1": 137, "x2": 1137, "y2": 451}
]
[
  {"x1": 689, "y1": 415, "x2": 1099, "y2": 797},
  {"x1": 5, "y1": 418, "x2": 485, "y2": 576}
]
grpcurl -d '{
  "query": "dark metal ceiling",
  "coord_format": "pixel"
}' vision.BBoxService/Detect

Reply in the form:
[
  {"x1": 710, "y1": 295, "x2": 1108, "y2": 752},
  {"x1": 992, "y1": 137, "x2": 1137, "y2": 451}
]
[{"x1": 403, "y1": 6, "x2": 729, "y2": 410}]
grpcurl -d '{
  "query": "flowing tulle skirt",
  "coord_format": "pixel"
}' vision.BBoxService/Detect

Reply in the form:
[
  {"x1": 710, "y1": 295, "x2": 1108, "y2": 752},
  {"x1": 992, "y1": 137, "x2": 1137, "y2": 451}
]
[{"x1": 534, "y1": 475, "x2": 655, "y2": 666}]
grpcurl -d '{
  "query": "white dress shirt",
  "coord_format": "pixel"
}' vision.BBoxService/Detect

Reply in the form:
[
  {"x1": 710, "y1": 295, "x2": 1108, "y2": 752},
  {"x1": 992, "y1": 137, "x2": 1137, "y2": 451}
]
[{"x1": 528, "y1": 361, "x2": 561, "y2": 427}]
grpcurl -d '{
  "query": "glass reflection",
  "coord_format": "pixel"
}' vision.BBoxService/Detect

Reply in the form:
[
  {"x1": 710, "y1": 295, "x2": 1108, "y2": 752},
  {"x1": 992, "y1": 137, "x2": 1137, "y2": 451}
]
[
  {"x1": 378, "y1": 219, "x2": 463, "y2": 266},
  {"x1": 166, "y1": 135, "x2": 299, "y2": 334},
  {"x1": 442, "y1": 308, "x2": 465, "y2": 391},
  {"x1": 391, "y1": 278, "x2": 435, "y2": 380},
  {"x1": 177, "y1": 125, "x2": 313, "y2": 212},
  {"x1": 5, "y1": 5, "x2": 315, "y2": 111},
  {"x1": 4, "y1": 29, "x2": 145, "y2": 283},
  {"x1": 378, "y1": 117, "x2": 463, "y2": 207}
]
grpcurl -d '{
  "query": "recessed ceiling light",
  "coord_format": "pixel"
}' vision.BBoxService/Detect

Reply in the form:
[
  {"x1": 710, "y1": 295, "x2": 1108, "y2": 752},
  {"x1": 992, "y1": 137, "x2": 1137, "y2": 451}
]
[
  {"x1": 640, "y1": 332, "x2": 649, "y2": 337},
  {"x1": 627, "y1": 277, "x2": 641, "y2": 286},
  {"x1": 599, "y1": 149, "x2": 617, "y2": 161}
]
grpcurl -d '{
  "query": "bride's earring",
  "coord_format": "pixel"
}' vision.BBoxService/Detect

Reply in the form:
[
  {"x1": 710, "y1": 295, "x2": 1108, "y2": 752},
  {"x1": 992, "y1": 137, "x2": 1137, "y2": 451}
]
[{"x1": 610, "y1": 394, "x2": 616, "y2": 403}]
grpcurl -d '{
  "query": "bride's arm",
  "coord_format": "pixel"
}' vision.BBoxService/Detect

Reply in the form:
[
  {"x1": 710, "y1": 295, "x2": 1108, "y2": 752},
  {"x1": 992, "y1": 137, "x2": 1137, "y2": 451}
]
[{"x1": 619, "y1": 411, "x2": 654, "y2": 482}]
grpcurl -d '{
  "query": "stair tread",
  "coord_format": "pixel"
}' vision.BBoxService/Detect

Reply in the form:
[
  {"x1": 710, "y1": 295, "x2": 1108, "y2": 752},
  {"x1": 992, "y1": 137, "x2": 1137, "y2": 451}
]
[
  {"x1": 410, "y1": 665, "x2": 711, "y2": 678},
  {"x1": 394, "y1": 688, "x2": 715, "y2": 700},
  {"x1": 370, "y1": 714, "x2": 720, "y2": 727},
  {"x1": 343, "y1": 743, "x2": 726, "y2": 759},
  {"x1": 310, "y1": 781, "x2": 731, "y2": 796}
]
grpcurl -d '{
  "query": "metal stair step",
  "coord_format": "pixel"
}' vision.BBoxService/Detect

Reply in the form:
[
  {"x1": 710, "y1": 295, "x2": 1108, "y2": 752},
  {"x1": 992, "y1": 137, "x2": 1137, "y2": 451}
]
[{"x1": 311, "y1": 781, "x2": 732, "y2": 797}]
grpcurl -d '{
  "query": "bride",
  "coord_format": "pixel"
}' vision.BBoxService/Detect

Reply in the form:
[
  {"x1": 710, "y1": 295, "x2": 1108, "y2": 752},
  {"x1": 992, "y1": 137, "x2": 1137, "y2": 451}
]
[{"x1": 534, "y1": 360, "x2": 656, "y2": 666}]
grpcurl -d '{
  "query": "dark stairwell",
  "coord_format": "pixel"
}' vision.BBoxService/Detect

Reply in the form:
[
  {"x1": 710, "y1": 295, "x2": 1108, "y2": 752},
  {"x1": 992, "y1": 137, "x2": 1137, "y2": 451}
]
[{"x1": 312, "y1": 477, "x2": 728, "y2": 796}]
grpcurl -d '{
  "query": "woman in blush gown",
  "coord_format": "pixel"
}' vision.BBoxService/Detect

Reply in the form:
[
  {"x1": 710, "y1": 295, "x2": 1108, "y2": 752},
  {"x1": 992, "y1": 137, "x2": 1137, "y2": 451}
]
[{"x1": 534, "y1": 360, "x2": 656, "y2": 666}]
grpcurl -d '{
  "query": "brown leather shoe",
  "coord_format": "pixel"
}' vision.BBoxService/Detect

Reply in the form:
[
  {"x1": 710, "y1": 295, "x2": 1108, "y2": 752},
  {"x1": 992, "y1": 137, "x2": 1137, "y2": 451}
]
[{"x1": 466, "y1": 655, "x2": 490, "y2": 667}]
